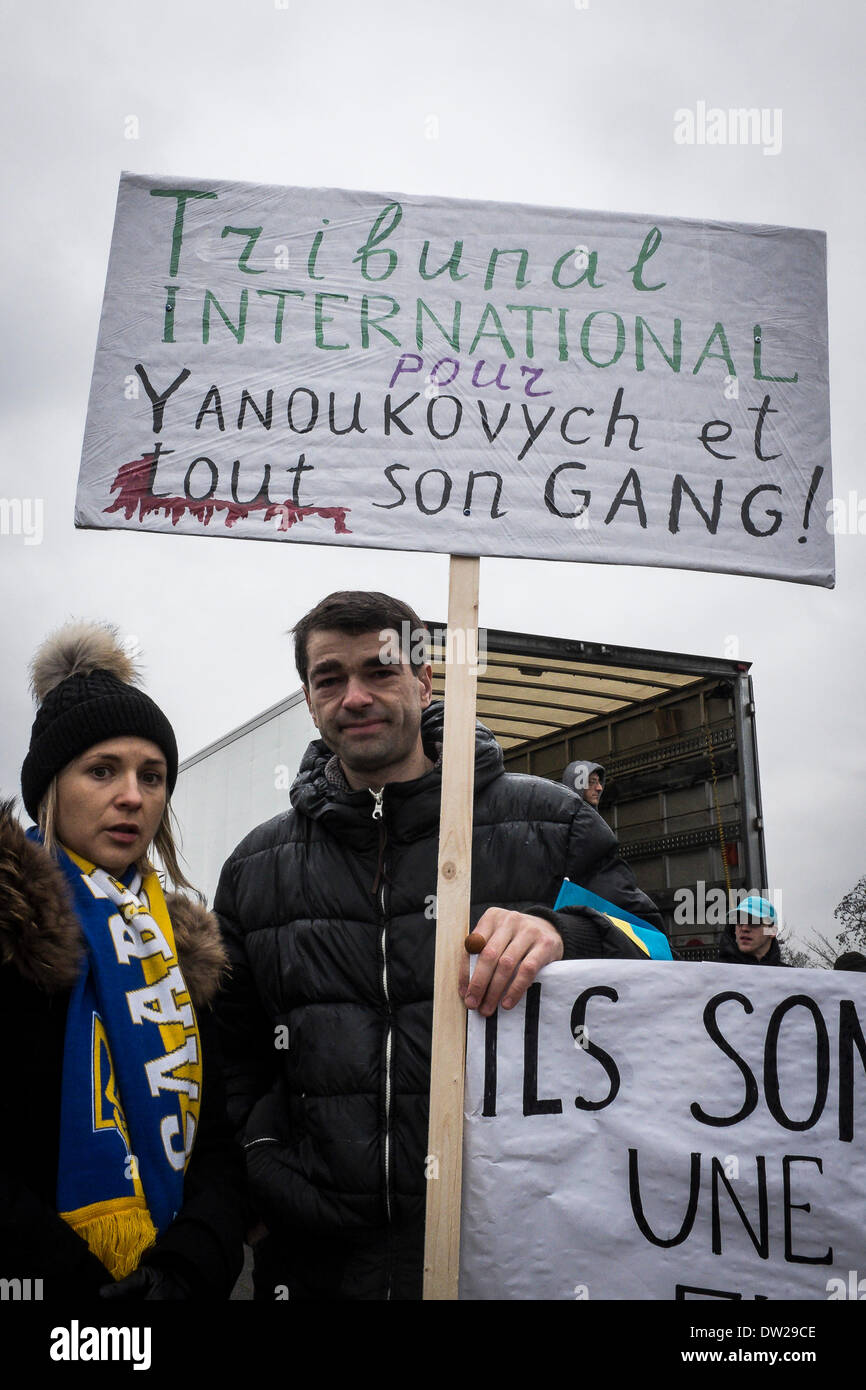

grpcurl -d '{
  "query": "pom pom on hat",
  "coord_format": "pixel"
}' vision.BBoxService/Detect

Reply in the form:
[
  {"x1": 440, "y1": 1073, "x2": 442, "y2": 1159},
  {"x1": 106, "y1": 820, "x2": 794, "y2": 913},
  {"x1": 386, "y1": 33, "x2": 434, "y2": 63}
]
[
  {"x1": 21, "y1": 621, "x2": 178, "y2": 822},
  {"x1": 29, "y1": 620, "x2": 139, "y2": 702}
]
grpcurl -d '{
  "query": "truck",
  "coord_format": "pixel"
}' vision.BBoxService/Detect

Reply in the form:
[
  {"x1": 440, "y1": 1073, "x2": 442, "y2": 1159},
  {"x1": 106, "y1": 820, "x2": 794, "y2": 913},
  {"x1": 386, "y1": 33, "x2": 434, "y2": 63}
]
[{"x1": 171, "y1": 623, "x2": 768, "y2": 956}]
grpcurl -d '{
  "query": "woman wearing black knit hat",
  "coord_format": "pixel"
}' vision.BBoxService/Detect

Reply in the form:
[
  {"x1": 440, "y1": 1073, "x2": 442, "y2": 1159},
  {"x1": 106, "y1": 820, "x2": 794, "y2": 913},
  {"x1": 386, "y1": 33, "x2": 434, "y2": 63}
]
[{"x1": 1, "y1": 621, "x2": 244, "y2": 1299}]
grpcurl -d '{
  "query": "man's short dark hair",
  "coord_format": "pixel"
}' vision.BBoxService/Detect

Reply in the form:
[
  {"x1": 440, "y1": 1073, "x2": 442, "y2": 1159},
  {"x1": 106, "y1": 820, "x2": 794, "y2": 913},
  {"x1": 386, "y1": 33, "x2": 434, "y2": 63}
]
[
  {"x1": 292, "y1": 591, "x2": 429, "y2": 687},
  {"x1": 834, "y1": 951, "x2": 866, "y2": 972}
]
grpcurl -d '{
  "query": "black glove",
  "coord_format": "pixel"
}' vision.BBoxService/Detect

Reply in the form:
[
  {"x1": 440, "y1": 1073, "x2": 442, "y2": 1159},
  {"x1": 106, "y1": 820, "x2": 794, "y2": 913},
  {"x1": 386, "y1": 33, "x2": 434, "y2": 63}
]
[{"x1": 100, "y1": 1264, "x2": 193, "y2": 1300}]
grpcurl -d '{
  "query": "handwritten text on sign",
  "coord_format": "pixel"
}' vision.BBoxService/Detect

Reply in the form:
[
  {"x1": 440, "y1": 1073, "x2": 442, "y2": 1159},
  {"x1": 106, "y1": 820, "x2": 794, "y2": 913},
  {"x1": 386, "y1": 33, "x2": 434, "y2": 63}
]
[
  {"x1": 460, "y1": 962, "x2": 866, "y2": 1299},
  {"x1": 76, "y1": 175, "x2": 833, "y2": 585}
]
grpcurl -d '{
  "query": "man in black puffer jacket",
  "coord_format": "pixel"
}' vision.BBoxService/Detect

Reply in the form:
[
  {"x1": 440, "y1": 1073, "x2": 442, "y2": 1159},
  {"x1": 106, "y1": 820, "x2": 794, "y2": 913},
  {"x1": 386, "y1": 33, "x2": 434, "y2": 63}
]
[{"x1": 214, "y1": 592, "x2": 663, "y2": 1300}]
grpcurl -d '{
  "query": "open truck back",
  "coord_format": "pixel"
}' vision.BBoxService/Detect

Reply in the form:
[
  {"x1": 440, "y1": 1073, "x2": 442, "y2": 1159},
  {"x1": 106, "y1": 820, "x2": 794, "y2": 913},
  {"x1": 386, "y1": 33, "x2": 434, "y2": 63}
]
[{"x1": 172, "y1": 624, "x2": 767, "y2": 957}]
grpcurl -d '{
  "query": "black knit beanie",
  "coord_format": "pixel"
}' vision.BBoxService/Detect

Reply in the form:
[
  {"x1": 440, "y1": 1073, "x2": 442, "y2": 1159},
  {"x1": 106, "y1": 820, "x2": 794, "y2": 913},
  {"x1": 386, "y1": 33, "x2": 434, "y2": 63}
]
[{"x1": 21, "y1": 624, "x2": 178, "y2": 822}]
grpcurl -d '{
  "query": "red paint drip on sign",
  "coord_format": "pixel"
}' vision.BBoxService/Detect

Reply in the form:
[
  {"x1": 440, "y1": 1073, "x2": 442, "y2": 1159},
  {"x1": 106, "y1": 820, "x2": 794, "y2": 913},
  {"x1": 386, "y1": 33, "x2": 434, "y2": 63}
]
[{"x1": 104, "y1": 455, "x2": 352, "y2": 534}]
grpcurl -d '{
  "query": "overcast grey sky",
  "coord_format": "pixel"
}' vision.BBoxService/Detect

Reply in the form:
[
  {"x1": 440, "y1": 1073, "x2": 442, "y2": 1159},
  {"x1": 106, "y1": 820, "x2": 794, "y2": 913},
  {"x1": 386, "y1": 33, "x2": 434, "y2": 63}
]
[{"x1": 1, "y1": 0, "x2": 863, "y2": 945}]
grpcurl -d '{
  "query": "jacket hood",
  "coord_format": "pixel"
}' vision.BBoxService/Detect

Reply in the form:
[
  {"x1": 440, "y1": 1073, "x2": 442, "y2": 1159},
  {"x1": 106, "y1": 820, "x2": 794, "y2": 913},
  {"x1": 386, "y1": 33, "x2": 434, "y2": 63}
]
[
  {"x1": 0, "y1": 800, "x2": 227, "y2": 1003},
  {"x1": 0, "y1": 799, "x2": 83, "y2": 991},
  {"x1": 290, "y1": 701, "x2": 505, "y2": 847},
  {"x1": 562, "y1": 760, "x2": 606, "y2": 794}
]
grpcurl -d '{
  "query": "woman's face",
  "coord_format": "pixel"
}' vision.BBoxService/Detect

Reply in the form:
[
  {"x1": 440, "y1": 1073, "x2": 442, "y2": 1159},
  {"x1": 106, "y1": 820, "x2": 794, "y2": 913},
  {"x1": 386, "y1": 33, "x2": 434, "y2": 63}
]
[{"x1": 55, "y1": 737, "x2": 167, "y2": 875}]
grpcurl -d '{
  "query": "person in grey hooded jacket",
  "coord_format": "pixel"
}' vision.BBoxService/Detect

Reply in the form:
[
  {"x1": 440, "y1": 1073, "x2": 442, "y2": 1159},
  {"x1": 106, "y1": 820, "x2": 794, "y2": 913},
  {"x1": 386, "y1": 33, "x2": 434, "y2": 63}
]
[{"x1": 563, "y1": 759, "x2": 606, "y2": 809}]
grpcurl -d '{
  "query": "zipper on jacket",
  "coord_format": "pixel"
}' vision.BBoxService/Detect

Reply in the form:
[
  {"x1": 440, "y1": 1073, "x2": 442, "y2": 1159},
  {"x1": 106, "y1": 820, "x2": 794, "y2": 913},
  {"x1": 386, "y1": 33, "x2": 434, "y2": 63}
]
[
  {"x1": 374, "y1": 807, "x2": 395, "y2": 1300},
  {"x1": 380, "y1": 871, "x2": 393, "y2": 1225},
  {"x1": 371, "y1": 788, "x2": 386, "y2": 895}
]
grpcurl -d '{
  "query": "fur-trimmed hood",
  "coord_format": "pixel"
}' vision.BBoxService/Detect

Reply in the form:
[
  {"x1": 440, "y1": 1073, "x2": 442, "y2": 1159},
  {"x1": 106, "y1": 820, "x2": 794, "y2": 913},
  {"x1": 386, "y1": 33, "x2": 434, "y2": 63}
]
[{"x1": 0, "y1": 799, "x2": 227, "y2": 1006}]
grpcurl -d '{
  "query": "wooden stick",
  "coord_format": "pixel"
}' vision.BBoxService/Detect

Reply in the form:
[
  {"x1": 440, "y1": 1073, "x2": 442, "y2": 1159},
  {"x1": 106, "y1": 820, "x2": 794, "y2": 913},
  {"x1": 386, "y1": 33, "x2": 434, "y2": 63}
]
[{"x1": 423, "y1": 554, "x2": 480, "y2": 1300}]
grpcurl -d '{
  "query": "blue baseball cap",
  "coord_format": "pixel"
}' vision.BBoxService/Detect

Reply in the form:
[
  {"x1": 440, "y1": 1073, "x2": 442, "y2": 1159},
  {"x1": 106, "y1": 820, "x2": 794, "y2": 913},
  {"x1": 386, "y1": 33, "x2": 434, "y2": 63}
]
[{"x1": 728, "y1": 895, "x2": 777, "y2": 925}]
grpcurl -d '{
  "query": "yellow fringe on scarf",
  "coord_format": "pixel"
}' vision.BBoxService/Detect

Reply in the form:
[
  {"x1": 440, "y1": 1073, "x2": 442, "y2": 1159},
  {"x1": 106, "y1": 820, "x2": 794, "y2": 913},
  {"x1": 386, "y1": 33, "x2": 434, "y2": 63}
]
[{"x1": 62, "y1": 1198, "x2": 158, "y2": 1281}]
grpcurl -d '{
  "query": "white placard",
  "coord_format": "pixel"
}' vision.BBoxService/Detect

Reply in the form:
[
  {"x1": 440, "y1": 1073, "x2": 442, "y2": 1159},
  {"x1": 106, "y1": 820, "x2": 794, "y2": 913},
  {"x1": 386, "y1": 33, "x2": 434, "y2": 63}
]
[
  {"x1": 460, "y1": 962, "x2": 866, "y2": 1299},
  {"x1": 76, "y1": 174, "x2": 833, "y2": 586}
]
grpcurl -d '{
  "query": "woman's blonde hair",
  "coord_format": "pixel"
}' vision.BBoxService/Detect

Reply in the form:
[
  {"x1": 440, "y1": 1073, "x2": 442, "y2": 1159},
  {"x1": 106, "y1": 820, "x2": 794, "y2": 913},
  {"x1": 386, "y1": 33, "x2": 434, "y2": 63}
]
[{"x1": 38, "y1": 778, "x2": 199, "y2": 897}]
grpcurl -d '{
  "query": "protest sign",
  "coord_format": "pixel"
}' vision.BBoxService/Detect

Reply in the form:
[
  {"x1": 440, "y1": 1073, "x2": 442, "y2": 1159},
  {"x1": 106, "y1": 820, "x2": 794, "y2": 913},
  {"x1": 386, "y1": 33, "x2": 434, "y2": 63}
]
[
  {"x1": 77, "y1": 174, "x2": 833, "y2": 585},
  {"x1": 460, "y1": 961, "x2": 866, "y2": 1299}
]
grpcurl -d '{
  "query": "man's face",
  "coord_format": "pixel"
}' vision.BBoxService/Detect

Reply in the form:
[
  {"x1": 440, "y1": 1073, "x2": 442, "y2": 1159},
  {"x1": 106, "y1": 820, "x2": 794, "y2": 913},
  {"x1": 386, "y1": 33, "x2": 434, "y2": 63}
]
[
  {"x1": 304, "y1": 628, "x2": 433, "y2": 787},
  {"x1": 584, "y1": 772, "x2": 603, "y2": 808},
  {"x1": 734, "y1": 917, "x2": 774, "y2": 958}
]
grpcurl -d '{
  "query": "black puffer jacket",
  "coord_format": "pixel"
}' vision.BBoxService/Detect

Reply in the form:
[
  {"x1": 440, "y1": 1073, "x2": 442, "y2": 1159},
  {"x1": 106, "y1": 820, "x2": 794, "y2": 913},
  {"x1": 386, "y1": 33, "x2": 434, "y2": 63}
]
[{"x1": 214, "y1": 704, "x2": 662, "y2": 1300}]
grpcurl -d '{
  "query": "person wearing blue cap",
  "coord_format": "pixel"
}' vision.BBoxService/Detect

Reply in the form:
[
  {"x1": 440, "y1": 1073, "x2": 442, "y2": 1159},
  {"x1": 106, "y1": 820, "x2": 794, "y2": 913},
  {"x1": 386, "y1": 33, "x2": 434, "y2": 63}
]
[{"x1": 719, "y1": 894, "x2": 786, "y2": 966}]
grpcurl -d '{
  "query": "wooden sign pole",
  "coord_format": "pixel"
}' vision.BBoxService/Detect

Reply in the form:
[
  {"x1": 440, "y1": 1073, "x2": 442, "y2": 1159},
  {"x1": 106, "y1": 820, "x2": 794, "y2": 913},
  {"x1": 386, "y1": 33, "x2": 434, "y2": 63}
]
[{"x1": 423, "y1": 553, "x2": 480, "y2": 1300}]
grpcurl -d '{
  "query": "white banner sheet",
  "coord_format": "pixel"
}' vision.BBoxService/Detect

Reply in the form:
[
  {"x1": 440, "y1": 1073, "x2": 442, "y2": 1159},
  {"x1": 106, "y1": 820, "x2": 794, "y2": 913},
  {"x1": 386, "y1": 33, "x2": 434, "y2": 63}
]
[
  {"x1": 460, "y1": 962, "x2": 866, "y2": 1299},
  {"x1": 76, "y1": 174, "x2": 833, "y2": 585}
]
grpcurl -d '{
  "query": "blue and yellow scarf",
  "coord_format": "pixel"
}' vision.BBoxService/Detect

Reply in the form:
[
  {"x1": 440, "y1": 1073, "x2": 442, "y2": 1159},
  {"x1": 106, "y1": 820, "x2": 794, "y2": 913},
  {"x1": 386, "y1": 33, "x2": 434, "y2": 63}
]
[{"x1": 50, "y1": 844, "x2": 202, "y2": 1279}]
